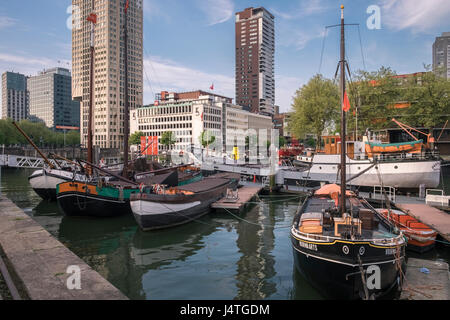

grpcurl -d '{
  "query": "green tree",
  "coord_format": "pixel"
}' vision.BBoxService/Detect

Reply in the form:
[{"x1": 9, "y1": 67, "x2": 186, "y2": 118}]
[
  {"x1": 279, "y1": 136, "x2": 287, "y2": 148},
  {"x1": 289, "y1": 74, "x2": 340, "y2": 149},
  {"x1": 161, "y1": 131, "x2": 176, "y2": 151},
  {"x1": 199, "y1": 131, "x2": 216, "y2": 157},
  {"x1": 348, "y1": 65, "x2": 450, "y2": 135},
  {"x1": 401, "y1": 66, "x2": 450, "y2": 128},
  {"x1": 65, "y1": 130, "x2": 81, "y2": 146},
  {"x1": 129, "y1": 131, "x2": 144, "y2": 146},
  {"x1": 348, "y1": 67, "x2": 403, "y2": 135}
]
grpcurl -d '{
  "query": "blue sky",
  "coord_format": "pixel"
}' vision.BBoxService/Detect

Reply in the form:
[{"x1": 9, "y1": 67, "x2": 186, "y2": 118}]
[{"x1": 1, "y1": 0, "x2": 450, "y2": 115}]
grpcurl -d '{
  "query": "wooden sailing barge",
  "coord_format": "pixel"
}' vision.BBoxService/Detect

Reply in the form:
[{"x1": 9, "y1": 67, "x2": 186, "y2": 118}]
[{"x1": 290, "y1": 6, "x2": 407, "y2": 300}]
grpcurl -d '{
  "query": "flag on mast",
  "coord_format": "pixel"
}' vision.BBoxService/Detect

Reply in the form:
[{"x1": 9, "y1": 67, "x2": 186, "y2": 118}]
[
  {"x1": 125, "y1": 0, "x2": 129, "y2": 13},
  {"x1": 210, "y1": 83, "x2": 214, "y2": 91},
  {"x1": 342, "y1": 91, "x2": 351, "y2": 112}
]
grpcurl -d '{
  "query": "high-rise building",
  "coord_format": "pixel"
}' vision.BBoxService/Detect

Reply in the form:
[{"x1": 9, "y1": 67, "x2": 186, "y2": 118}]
[
  {"x1": 27, "y1": 68, "x2": 80, "y2": 129},
  {"x1": 72, "y1": 0, "x2": 143, "y2": 149},
  {"x1": 1, "y1": 71, "x2": 28, "y2": 121},
  {"x1": 433, "y1": 32, "x2": 450, "y2": 79},
  {"x1": 235, "y1": 7, "x2": 275, "y2": 117}
]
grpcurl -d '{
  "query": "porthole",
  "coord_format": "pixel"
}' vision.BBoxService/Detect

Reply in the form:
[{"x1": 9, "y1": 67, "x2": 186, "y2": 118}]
[
  {"x1": 359, "y1": 246, "x2": 365, "y2": 256},
  {"x1": 342, "y1": 246, "x2": 349, "y2": 255},
  {"x1": 394, "y1": 166, "x2": 398, "y2": 169}
]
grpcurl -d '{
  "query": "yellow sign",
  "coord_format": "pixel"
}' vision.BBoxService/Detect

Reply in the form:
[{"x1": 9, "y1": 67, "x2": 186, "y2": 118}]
[{"x1": 232, "y1": 147, "x2": 240, "y2": 160}]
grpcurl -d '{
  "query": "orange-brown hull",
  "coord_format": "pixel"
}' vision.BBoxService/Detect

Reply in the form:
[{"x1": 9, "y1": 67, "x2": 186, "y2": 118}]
[
  {"x1": 377, "y1": 209, "x2": 437, "y2": 253},
  {"x1": 365, "y1": 141, "x2": 422, "y2": 157}
]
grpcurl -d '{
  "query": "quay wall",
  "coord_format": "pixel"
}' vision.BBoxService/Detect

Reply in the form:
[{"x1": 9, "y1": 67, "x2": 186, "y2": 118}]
[{"x1": 0, "y1": 195, "x2": 128, "y2": 300}]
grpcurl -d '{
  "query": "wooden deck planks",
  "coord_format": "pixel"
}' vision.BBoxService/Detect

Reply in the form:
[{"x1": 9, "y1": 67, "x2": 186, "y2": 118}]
[
  {"x1": 396, "y1": 203, "x2": 450, "y2": 242},
  {"x1": 212, "y1": 186, "x2": 262, "y2": 211}
]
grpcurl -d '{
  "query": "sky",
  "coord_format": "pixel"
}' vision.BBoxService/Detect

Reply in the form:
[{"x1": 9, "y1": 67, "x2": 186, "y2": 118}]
[{"x1": 1, "y1": 0, "x2": 450, "y2": 117}]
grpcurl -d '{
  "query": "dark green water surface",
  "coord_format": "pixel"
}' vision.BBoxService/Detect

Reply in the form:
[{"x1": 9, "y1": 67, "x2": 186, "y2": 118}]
[{"x1": 0, "y1": 167, "x2": 448, "y2": 300}]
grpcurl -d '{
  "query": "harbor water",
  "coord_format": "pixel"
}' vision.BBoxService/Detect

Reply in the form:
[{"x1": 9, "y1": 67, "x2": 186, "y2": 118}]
[{"x1": 0, "y1": 167, "x2": 449, "y2": 300}]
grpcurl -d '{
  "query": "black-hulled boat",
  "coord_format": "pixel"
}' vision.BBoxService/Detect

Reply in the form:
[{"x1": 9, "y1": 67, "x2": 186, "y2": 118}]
[
  {"x1": 290, "y1": 5, "x2": 406, "y2": 300},
  {"x1": 56, "y1": 164, "x2": 201, "y2": 217},
  {"x1": 291, "y1": 184, "x2": 406, "y2": 299},
  {"x1": 130, "y1": 173, "x2": 240, "y2": 231}
]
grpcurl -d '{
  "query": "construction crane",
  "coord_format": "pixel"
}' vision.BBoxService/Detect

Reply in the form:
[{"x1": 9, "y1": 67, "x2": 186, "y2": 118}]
[{"x1": 391, "y1": 118, "x2": 435, "y2": 149}]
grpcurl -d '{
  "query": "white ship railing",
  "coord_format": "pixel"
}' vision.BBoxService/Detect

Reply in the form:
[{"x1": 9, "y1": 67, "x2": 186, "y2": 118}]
[
  {"x1": 426, "y1": 189, "x2": 450, "y2": 207},
  {"x1": 373, "y1": 185, "x2": 396, "y2": 203}
]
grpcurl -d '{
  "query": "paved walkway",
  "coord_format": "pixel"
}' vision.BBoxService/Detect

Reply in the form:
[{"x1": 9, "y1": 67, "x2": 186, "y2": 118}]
[
  {"x1": 0, "y1": 196, "x2": 128, "y2": 300},
  {"x1": 396, "y1": 203, "x2": 450, "y2": 242},
  {"x1": 400, "y1": 258, "x2": 449, "y2": 300}
]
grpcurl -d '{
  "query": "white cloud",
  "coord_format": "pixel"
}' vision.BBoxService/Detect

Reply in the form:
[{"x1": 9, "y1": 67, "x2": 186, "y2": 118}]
[
  {"x1": 196, "y1": 0, "x2": 234, "y2": 26},
  {"x1": 0, "y1": 16, "x2": 16, "y2": 30},
  {"x1": 0, "y1": 52, "x2": 70, "y2": 77},
  {"x1": 279, "y1": 28, "x2": 325, "y2": 51},
  {"x1": 143, "y1": 56, "x2": 234, "y2": 103},
  {"x1": 379, "y1": 0, "x2": 450, "y2": 32}
]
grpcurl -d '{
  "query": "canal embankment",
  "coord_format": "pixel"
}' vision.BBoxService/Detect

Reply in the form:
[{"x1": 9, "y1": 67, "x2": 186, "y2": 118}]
[{"x1": 0, "y1": 195, "x2": 128, "y2": 300}]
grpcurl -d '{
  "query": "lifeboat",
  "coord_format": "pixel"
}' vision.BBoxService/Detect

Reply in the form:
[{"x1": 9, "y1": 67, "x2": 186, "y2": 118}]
[
  {"x1": 375, "y1": 208, "x2": 438, "y2": 253},
  {"x1": 365, "y1": 140, "x2": 423, "y2": 156}
]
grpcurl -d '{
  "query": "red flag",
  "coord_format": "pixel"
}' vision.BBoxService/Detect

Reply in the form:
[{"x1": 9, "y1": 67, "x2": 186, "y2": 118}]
[
  {"x1": 210, "y1": 83, "x2": 214, "y2": 91},
  {"x1": 125, "y1": 0, "x2": 129, "y2": 13},
  {"x1": 342, "y1": 91, "x2": 351, "y2": 112},
  {"x1": 87, "y1": 13, "x2": 97, "y2": 24}
]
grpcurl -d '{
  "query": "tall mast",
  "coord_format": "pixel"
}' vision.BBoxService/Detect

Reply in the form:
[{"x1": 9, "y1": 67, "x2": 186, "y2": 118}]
[
  {"x1": 340, "y1": 5, "x2": 347, "y2": 215},
  {"x1": 123, "y1": 0, "x2": 130, "y2": 177},
  {"x1": 87, "y1": 2, "x2": 97, "y2": 170}
]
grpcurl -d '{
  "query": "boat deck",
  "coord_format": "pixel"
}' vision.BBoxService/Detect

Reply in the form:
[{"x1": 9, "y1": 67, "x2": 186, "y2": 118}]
[
  {"x1": 212, "y1": 186, "x2": 262, "y2": 213},
  {"x1": 395, "y1": 203, "x2": 450, "y2": 242}
]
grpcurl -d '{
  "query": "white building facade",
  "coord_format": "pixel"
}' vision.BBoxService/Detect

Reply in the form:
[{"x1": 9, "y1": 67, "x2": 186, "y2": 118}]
[{"x1": 130, "y1": 91, "x2": 274, "y2": 154}]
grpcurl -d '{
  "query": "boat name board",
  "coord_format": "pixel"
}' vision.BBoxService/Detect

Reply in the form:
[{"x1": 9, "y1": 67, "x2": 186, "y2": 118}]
[
  {"x1": 298, "y1": 240, "x2": 318, "y2": 251},
  {"x1": 385, "y1": 247, "x2": 399, "y2": 256}
]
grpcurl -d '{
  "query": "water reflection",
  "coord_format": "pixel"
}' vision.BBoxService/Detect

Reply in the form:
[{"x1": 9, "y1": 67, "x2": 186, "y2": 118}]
[
  {"x1": 235, "y1": 204, "x2": 277, "y2": 299},
  {"x1": 3, "y1": 167, "x2": 447, "y2": 300}
]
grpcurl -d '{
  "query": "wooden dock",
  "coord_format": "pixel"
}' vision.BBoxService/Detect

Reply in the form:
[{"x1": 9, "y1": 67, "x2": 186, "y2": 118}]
[
  {"x1": 400, "y1": 258, "x2": 449, "y2": 300},
  {"x1": 212, "y1": 186, "x2": 262, "y2": 213},
  {"x1": 396, "y1": 203, "x2": 450, "y2": 242}
]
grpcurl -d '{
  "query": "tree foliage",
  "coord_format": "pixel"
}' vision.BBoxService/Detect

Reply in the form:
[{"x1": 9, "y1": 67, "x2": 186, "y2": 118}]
[
  {"x1": 161, "y1": 131, "x2": 176, "y2": 150},
  {"x1": 289, "y1": 66, "x2": 450, "y2": 142},
  {"x1": 289, "y1": 74, "x2": 340, "y2": 146},
  {"x1": 199, "y1": 131, "x2": 216, "y2": 148},
  {"x1": 129, "y1": 131, "x2": 144, "y2": 146},
  {"x1": 347, "y1": 66, "x2": 450, "y2": 134},
  {"x1": 0, "y1": 119, "x2": 80, "y2": 146}
]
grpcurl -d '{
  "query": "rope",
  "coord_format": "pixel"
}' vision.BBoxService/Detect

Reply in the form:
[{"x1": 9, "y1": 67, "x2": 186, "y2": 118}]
[
  {"x1": 221, "y1": 207, "x2": 292, "y2": 230},
  {"x1": 318, "y1": 27, "x2": 329, "y2": 74},
  {"x1": 357, "y1": 24, "x2": 367, "y2": 71}
]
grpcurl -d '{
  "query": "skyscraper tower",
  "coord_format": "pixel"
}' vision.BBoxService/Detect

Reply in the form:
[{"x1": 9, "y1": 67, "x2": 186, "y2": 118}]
[
  {"x1": 235, "y1": 7, "x2": 275, "y2": 117},
  {"x1": 71, "y1": 0, "x2": 143, "y2": 149},
  {"x1": 1, "y1": 71, "x2": 28, "y2": 121},
  {"x1": 27, "y1": 68, "x2": 80, "y2": 129},
  {"x1": 433, "y1": 32, "x2": 450, "y2": 79}
]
